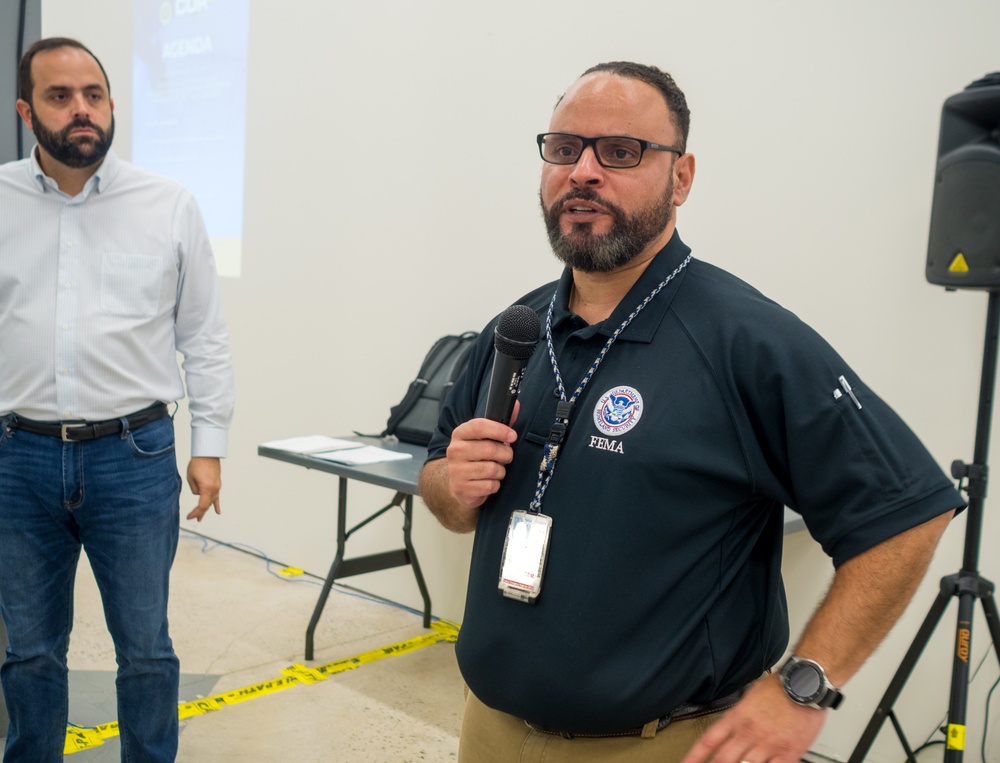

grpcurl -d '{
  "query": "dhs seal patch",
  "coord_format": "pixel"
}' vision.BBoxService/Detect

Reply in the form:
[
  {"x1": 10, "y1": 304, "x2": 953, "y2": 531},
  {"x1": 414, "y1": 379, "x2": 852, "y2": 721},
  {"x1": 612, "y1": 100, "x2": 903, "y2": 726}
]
[{"x1": 593, "y1": 386, "x2": 643, "y2": 436}]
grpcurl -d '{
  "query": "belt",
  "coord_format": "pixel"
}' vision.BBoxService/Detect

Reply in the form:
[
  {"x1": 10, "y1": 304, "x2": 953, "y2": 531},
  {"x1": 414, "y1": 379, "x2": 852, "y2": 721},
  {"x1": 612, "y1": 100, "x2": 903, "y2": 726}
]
[
  {"x1": 8, "y1": 403, "x2": 170, "y2": 442},
  {"x1": 524, "y1": 684, "x2": 749, "y2": 740}
]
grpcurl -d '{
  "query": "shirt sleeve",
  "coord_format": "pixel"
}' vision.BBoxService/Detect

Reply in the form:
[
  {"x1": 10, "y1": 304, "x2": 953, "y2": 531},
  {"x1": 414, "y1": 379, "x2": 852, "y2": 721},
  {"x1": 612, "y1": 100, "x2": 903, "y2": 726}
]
[
  {"x1": 172, "y1": 192, "x2": 234, "y2": 457},
  {"x1": 730, "y1": 308, "x2": 965, "y2": 566}
]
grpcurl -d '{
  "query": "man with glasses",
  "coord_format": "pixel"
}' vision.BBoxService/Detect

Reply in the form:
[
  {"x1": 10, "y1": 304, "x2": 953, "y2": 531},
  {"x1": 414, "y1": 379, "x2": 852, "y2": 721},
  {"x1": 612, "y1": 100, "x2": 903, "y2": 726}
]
[{"x1": 420, "y1": 61, "x2": 963, "y2": 763}]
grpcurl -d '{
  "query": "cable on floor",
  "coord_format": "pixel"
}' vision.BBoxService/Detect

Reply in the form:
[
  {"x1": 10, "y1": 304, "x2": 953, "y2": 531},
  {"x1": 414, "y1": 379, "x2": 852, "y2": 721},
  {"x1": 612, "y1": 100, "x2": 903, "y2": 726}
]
[{"x1": 179, "y1": 527, "x2": 440, "y2": 622}]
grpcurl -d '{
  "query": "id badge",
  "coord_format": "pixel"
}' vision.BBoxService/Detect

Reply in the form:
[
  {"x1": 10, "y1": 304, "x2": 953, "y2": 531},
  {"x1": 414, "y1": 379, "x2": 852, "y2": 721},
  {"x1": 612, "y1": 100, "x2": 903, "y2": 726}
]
[{"x1": 498, "y1": 510, "x2": 553, "y2": 603}]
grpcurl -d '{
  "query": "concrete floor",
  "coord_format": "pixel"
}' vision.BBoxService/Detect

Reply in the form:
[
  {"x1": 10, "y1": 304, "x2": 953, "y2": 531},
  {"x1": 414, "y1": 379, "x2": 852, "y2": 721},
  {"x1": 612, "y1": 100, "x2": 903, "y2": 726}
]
[
  {"x1": 18, "y1": 530, "x2": 465, "y2": 762},
  {"x1": 2, "y1": 531, "x2": 902, "y2": 763}
]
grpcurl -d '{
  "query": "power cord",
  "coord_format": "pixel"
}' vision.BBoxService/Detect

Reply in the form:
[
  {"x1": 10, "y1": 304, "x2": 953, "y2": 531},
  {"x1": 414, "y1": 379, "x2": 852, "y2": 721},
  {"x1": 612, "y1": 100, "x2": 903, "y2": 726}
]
[
  {"x1": 908, "y1": 636, "x2": 998, "y2": 762},
  {"x1": 179, "y1": 527, "x2": 439, "y2": 622},
  {"x1": 983, "y1": 671, "x2": 1000, "y2": 762}
]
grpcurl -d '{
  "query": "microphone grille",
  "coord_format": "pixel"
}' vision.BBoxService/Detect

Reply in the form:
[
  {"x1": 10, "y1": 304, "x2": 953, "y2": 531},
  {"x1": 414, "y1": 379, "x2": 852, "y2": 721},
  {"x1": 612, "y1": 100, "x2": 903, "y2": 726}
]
[{"x1": 494, "y1": 304, "x2": 541, "y2": 360}]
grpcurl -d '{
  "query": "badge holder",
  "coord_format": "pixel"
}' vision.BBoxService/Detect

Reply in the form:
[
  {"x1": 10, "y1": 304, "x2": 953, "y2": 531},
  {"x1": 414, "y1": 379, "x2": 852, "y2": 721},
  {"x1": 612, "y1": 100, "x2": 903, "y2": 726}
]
[{"x1": 498, "y1": 510, "x2": 553, "y2": 603}]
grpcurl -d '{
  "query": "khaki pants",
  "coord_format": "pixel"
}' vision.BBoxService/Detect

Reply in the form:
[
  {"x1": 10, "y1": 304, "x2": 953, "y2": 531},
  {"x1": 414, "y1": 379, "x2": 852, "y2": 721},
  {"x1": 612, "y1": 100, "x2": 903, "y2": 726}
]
[{"x1": 458, "y1": 689, "x2": 720, "y2": 763}]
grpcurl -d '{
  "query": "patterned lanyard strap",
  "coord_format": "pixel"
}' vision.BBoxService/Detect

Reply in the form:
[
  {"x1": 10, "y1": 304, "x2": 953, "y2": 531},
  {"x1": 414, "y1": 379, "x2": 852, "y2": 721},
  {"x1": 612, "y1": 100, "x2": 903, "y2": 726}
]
[{"x1": 527, "y1": 253, "x2": 692, "y2": 513}]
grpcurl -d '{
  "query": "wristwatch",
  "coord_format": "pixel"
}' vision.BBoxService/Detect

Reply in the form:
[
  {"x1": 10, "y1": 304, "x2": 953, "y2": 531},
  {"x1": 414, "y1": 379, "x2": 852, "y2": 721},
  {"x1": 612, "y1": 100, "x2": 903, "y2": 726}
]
[{"x1": 779, "y1": 656, "x2": 844, "y2": 709}]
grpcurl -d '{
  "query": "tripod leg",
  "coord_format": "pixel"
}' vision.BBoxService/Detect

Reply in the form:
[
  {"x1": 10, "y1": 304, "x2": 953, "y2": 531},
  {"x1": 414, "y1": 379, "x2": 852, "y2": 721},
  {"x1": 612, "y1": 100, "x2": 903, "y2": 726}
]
[
  {"x1": 944, "y1": 591, "x2": 977, "y2": 762},
  {"x1": 982, "y1": 591, "x2": 1000, "y2": 664},
  {"x1": 954, "y1": 591, "x2": 1000, "y2": 760},
  {"x1": 851, "y1": 291, "x2": 999, "y2": 762},
  {"x1": 888, "y1": 711, "x2": 919, "y2": 762},
  {"x1": 849, "y1": 584, "x2": 954, "y2": 763}
]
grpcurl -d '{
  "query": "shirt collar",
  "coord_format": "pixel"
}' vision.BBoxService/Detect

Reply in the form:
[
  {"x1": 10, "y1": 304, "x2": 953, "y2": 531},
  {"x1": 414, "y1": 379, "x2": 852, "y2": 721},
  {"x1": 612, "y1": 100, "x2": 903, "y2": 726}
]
[
  {"x1": 28, "y1": 147, "x2": 48, "y2": 192},
  {"x1": 90, "y1": 149, "x2": 120, "y2": 192},
  {"x1": 551, "y1": 230, "x2": 693, "y2": 344},
  {"x1": 28, "y1": 147, "x2": 120, "y2": 197}
]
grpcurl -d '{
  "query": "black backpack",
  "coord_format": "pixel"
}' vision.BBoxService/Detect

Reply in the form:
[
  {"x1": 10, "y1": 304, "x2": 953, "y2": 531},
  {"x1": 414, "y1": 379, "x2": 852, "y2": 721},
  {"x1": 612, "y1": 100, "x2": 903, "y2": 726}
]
[{"x1": 382, "y1": 332, "x2": 479, "y2": 446}]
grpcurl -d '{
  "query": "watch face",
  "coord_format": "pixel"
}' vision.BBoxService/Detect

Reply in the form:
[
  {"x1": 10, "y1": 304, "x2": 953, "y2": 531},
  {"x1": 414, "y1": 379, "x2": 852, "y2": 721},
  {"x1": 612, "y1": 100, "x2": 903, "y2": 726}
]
[{"x1": 785, "y1": 661, "x2": 823, "y2": 703}]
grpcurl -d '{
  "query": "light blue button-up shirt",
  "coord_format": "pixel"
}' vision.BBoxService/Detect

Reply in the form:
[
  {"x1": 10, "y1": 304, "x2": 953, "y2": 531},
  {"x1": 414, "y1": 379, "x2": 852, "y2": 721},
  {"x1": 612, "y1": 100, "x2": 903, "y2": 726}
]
[{"x1": 0, "y1": 149, "x2": 234, "y2": 457}]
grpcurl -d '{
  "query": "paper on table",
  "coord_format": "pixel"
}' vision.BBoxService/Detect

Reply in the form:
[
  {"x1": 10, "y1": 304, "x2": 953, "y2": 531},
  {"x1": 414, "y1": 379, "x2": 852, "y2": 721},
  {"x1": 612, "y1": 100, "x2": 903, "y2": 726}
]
[
  {"x1": 310, "y1": 446, "x2": 413, "y2": 465},
  {"x1": 258, "y1": 435, "x2": 363, "y2": 454}
]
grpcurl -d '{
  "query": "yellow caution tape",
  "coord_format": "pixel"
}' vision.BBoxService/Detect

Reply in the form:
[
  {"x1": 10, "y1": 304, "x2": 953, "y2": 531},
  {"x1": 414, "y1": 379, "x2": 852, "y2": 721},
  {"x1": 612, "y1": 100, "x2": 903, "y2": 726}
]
[
  {"x1": 281, "y1": 663, "x2": 329, "y2": 684},
  {"x1": 64, "y1": 620, "x2": 460, "y2": 754},
  {"x1": 64, "y1": 722, "x2": 120, "y2": 754},
  {"x1": 177, "y1": 697, "x2": 225, "y2": 720},
  {"x1": 64, "y1": 726, "x2": 107, "y2": 754}
]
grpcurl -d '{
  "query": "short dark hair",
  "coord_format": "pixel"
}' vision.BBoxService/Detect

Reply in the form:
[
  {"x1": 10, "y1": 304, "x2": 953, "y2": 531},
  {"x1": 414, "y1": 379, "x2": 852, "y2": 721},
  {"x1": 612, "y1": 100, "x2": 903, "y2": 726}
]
[
  {"x1": 18, "y1": 37, "x2": 111, "y2": 106},
  {"x1": 580, "y1": 61, "x2": 690, "y2": 152}
]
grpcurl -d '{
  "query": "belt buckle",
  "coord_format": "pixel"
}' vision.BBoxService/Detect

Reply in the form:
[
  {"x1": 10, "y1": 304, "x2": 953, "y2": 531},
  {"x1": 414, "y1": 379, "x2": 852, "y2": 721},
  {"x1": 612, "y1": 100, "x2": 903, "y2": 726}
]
[{"x1": 60, "y1": 423, "x2": 86, "y2": 442}]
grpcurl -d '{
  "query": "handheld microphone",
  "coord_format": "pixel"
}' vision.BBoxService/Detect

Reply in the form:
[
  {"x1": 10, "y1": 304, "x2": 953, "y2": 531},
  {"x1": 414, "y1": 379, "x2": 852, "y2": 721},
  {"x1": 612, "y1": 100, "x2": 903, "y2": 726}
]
[{"x1": 484, "y1": 304, "x2": 541, "y2": 425}]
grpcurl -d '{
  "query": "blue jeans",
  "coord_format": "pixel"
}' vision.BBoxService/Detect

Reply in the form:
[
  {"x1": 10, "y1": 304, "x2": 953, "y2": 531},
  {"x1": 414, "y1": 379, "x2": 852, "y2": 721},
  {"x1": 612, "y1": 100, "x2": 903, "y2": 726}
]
[{"x1": 0, "y1": 415, "x2": 182, "y2": 762}]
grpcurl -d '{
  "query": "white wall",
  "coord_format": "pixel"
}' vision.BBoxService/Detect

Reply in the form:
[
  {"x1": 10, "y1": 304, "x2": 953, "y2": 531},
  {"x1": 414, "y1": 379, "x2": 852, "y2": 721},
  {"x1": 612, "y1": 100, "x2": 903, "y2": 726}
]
[{"x1": 38, "y1": 2, "x2": 1000, "y2": 760}]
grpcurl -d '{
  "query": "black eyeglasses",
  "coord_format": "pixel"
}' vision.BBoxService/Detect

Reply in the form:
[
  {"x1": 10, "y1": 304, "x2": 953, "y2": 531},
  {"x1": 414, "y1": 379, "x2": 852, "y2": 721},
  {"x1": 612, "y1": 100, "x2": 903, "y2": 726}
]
[{"x1": 536, "y1": 132, "x2": 683, "y2": 169}]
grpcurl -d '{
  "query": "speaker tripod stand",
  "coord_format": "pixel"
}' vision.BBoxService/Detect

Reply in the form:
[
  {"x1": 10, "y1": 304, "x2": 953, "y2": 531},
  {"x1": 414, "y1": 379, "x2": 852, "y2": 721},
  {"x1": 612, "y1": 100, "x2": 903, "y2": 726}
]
[{"x1": 849, "y1": 291, "x2": 1000, "y2": 763}]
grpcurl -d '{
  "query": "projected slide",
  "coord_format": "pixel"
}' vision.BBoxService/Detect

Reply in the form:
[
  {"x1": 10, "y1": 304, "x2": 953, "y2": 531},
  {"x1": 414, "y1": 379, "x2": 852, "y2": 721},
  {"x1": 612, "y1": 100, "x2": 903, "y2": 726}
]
[{"x1": 132, "y1": 0, "x2": 249, "y2": 278}]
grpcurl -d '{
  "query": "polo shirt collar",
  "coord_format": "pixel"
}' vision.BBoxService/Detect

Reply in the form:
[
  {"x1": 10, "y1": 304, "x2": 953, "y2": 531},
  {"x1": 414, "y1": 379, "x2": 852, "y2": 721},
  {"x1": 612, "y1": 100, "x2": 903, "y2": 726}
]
[{"x1": 551, "y1": 229, "x2": 693, "y2": 343}]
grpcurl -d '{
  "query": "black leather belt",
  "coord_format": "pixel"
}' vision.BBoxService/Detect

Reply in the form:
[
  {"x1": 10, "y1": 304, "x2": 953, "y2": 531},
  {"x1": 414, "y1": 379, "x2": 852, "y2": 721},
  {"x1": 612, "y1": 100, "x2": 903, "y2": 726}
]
[
  {"x1": 524, "y1": 684, "x2": 749, "y2": 740},
  {"x1": 8, "y1": 403, "x2": 170, "y2": 442}
]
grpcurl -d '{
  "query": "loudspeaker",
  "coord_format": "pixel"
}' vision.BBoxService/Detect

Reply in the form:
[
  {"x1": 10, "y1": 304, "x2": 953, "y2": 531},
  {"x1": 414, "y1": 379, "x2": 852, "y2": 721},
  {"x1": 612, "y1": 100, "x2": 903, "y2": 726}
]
[{"x1": 927, "y1": 73, "x2": 1000, "y2": 290}]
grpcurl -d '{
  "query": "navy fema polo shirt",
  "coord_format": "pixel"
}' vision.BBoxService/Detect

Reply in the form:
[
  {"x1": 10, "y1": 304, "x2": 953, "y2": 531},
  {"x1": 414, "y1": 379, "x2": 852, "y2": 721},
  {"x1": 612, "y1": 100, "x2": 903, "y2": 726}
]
[{"x1": 426, "y1": 231, "x2": 964, "y2": 735}]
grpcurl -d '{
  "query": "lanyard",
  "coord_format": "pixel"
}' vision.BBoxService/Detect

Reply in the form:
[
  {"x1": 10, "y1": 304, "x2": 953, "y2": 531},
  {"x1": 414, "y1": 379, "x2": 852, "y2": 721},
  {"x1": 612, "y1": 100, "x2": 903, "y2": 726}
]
[{"x1": 527, "y1": 254, "x2": 692, "y2": 513}]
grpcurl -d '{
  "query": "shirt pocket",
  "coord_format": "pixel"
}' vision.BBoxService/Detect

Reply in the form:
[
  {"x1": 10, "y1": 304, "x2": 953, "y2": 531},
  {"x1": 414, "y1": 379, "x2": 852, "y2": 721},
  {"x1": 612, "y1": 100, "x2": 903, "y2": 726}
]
[{"x1": 100, "y1": 253, "x2": 163, "y2": 318}]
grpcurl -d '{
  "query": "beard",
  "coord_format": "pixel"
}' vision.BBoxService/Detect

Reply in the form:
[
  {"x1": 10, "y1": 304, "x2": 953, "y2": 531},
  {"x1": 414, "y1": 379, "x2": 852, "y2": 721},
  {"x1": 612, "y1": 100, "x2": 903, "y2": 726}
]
[
  {"x1": 541, "y1": 181, "x2": 674, "y2": 273},
  {"x1": 31, "y1": 112, "x2": 114, "y2": 169}
]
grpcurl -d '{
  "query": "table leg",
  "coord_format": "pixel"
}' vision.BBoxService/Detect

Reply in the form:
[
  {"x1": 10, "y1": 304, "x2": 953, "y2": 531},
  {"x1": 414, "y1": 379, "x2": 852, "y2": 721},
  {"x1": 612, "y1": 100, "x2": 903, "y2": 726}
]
[
  {"x1": 402, "y1": 494, "x2": 432, "y2": 628},
  {"x1": 304, "y1": 476, "x2": 349, "y2": 660}
]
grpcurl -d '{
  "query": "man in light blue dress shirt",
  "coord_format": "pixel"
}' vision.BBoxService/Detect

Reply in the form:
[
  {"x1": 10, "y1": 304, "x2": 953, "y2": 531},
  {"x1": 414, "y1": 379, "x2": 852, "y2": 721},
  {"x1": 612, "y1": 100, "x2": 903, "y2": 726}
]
[{"x1": 0, "y1": 37, "x2": 234, "y2": 762}]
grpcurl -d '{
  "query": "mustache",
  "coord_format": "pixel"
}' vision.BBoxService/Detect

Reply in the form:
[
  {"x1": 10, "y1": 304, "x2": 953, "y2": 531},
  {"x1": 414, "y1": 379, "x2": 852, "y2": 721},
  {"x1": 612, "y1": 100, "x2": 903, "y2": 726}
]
[
  {"x1": 63, "y1": 117, "x2": 105, "y2": 137},
  {"x1": 553, "y1": 187, "x2": 606, "y2": 207},
  {"x1": 548, "y1": 187, "x2": 627, "y2": 221}
]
